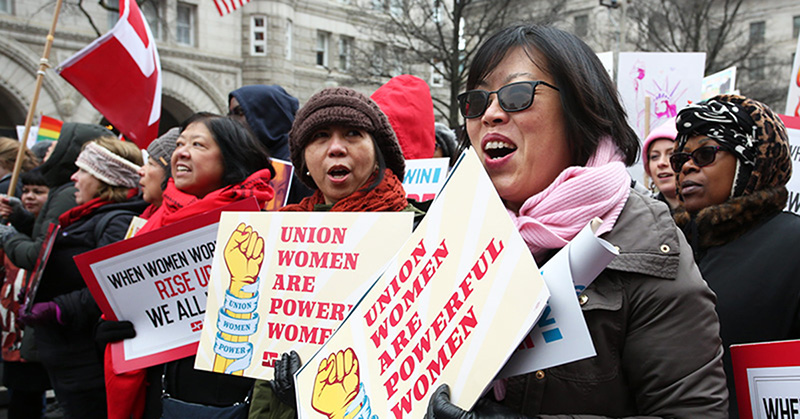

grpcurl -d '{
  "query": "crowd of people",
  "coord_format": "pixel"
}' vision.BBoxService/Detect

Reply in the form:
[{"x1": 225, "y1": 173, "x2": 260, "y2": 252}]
[{"x1": 0, "y1": 22, "x2": 795, "y2": 419}]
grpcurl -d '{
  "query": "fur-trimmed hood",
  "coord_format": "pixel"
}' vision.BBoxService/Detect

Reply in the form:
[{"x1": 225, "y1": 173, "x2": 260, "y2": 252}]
[{"x1": 674, "y1": 186, "x2": 787, "y2": 256}]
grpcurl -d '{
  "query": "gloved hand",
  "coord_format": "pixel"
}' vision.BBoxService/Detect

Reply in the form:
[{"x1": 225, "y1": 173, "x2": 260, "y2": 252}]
[
  {"x1": 95, "y1": 319, "x2": 136, "y2": 347},
  {"x1": 270, "y1": 350, "x2": 301, "y2": 409},
  {"x1": 18, "y1": 301, "x2": 61, "y2": 326},
  {"x1": 0, "y1": 223, "x2": 18, "y2": 245},
  {"x1": 425, "y1": 384, "x2": 530, "y2": 419},
  {"x1": 0, "y1": 196, "x2": 22, "y2": 221}
]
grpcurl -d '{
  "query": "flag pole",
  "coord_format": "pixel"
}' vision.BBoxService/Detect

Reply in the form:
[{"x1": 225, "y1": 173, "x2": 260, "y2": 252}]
[{"x1": 8, "y1": 0, "x2": 64, "y2": 197}]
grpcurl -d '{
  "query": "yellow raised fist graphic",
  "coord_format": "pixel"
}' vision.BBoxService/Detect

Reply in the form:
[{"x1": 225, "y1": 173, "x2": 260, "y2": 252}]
[
  {"x1": 224, "y1": 222, "x2": 264, "y2": 285},
  {"x1": 312, "y1": 348, "x2": 361, "y2": 419}
]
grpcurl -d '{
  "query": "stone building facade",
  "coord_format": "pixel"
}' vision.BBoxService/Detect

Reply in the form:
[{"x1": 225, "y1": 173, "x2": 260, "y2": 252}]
[{"x1": 0, "y1": 0, "x2": 798, "y2": 138}]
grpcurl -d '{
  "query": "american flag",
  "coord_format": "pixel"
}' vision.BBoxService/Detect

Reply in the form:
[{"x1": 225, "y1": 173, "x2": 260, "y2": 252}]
[{"x1": 213, "y1": 0, "x2": 251, "y2": 16}]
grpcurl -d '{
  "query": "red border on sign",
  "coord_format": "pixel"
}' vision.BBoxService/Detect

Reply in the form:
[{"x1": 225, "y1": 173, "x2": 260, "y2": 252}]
[
  {"x1": 731, "y1": 339, "x2": 800, "y2": 419},
  {"x1": 74, "y1": 197, "x2": 260, "y2": 373}
]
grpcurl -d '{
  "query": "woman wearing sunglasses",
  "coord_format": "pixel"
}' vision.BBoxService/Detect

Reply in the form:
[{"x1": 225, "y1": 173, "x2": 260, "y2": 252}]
[
  {"x1": 426, "y1": 24, "x2": 727, "y2": 418},
  {"x1": 671, "y1": 94, "x2": 800, "y2": 419}
]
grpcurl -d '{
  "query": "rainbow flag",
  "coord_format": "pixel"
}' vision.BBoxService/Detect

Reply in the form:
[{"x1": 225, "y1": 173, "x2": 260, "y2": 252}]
[{"x1": 37, "y1": 115, "x2": 63, "y2": 142}]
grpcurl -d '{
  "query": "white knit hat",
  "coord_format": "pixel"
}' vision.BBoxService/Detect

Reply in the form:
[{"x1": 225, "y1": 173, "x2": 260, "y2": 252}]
[{"x1": 75, "y1": 142, "x2": 141, "y2": 189}]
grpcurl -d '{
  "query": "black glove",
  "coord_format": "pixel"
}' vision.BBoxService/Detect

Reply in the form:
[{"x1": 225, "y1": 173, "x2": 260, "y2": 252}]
[
  {"x1": 425, "y1": 384, "x2": 530, "y2": 419},
  {"x1": 94, "y1": 319, "x2": 136, "y2": 347},
  {"x1": 270, "y1": 350, "x2": 301, "y2": 409}
]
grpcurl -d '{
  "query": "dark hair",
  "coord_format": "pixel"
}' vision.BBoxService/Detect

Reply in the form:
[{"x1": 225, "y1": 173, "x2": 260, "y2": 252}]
[
  {"x1": 462, "y1": 24, "x2": 639, "y2": 166},
  {"x1": 180, "y1": 112, "x2": 275, "y2": 186},
  {"x1": 21, "y1": 168, "x2": 46, "y2": 186}
]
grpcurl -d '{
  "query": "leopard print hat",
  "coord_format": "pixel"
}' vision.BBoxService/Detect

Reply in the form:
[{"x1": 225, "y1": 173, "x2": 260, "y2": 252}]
[{"x1": 675, "y1": 94, "x2": 791, "y2": 197}]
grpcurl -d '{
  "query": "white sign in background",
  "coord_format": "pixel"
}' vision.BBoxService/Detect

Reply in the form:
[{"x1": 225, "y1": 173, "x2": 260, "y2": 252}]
[
  {"x1": 784, "y1": 120, "x2": 800, "y2": 215},
  {"x1": 402, "y1": 158, "x2": 449, "y2": 202}
]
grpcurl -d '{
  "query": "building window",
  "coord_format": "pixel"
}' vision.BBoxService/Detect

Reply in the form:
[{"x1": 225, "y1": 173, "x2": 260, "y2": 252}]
[
  {"x1": 339, "y1": 37, "x2": 352, "y2": 72},
  {"x1": 316, "y1": 31, "x2": 330, "y2": 67},
  {"x1": 141, "y1": 1, "x2": 162, "y2": 40},
  {"x1": 372, "y1": 0, "x2": 385, "y2": 11},
  {"x1": 749, "y1": 21, "x2": 765, "y2": 45},
  {"x1": 373, "y1": 43, "x2": 386, "y2": 75},
  {"x1": 794, "y1": 15, "x2": 800, "y2": 39},
  {"x1": 107, "y1": 0, "x2": 119, "y2": 29},
  {"x1": 0, "y1": 0, "x2": 12, "y2": 13},
  {"x1": 176, "y1": 3, "x2": 195, "y2": 46},
  {"x1": 286, "y1": 20, "x2": 293, "y2": 60},
  {"x1": 251, "y1": 15, "x2": 267, "y2": 56},
  {"x1": 574, "y1": 14, "x2": 588, "y2": 38},
  {"x1": 391, "y1": 48, "x2": 404, "y2": 76},
  {"x1": 431, "y1": 60, "x2": 444, "y2": 87},
  {"x1": 749, "y1": 55, "x2": 765, "y2": 79}
]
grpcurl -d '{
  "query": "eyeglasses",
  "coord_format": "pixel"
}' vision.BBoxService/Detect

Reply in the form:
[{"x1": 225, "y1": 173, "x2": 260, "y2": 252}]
[
  {"x1": 669, "y1": 146, "x2": 723, "y2": 172},
  {"x1": 458, "y1": 81, "x2": 560, "y2": 119}
]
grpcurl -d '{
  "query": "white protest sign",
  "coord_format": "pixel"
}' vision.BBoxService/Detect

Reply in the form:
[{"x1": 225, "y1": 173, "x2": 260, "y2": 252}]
[
  {"x1": 402, "y1": 158, "x2": 449, "y2": 202},
  {"x1": 781, "y1": 115, "x2": 800, "y2": 215},
  {"x1": 194, "y1": 212, "x2": 413, "y2": 378},
  {"x1": 499, "y1": 220, "x2": 617, "y2": 377},
  {"x1": 74, "y1": 199, "x2": 260, "y2": 373},
  {"x1": 702, "y1": 66, "x2": 737, "y2": 100},
  {"x1": 294, "y1": 149, "x2": 550, "y2": 419},
  {"x1": 747, "y1": 366, "x2": 800, "y2": 419}
]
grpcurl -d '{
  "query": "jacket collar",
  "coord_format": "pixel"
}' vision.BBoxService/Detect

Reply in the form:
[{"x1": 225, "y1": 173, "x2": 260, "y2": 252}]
[
  {"x1": 600, "y1": 189, "x2": 681, "y2": 280},
  {"x1": 673, "y1": 186, "x2": 786, "y2": 258}
]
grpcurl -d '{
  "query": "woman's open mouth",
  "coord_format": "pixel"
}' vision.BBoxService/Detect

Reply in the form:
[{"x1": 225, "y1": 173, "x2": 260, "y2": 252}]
[
  {"x1": 328, "y1": 166, "x2": 350, "y2": 182},
  {"x1": 484, "y1": 140, "x2": 517, "y2": 160}
]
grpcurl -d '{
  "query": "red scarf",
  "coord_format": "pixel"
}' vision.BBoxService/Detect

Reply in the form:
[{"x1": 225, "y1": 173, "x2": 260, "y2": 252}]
[
  {"x1": 281, "y1": 169, "x2": 408, "y2": 212},
  {"x1": 58, "y1": 189, "x2": 138, "y2": 228},
  {"x1": 105, "y1": 168, "x2": 274, "y2": 419},
  {"x1": 137, "y1": 168, "x2": 274, "y2": 234}
]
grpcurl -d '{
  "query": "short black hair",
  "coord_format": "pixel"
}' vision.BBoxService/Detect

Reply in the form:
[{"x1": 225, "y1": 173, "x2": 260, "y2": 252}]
[
  {"x1": 21, "y1": 168, "x2": 46, "y2": 186},
  {"x1": 463, "y1": 24, "x2": 639, "y2": 167},
  {"x1": 180, "y1": 112, "x2": 275, "y2": 186}
]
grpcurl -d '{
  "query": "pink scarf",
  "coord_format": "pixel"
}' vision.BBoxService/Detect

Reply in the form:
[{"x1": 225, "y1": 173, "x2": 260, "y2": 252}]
[
  {"x1": 494, "y1": 138, "x2": 630, "y2": 401},
  {"x1": 507, "y1": 137, "x2": 631, "y2": 262}
]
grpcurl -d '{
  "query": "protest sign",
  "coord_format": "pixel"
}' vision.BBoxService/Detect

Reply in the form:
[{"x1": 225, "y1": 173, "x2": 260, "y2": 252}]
[
  {"x1": 74, "y1": 198, "x2": 260, "y2": 373},
  {"x1": 617, "y1": 52, "x2": 704, "y2": 185},
  {"x1": 402, "y1": 158, "x2": 449, "y2": 202},
  {"x1": 786, "y1": 31, "x2": 800, "y2": 117},
  {"x1": 499, "y1": 219, "x2": 617, "y2": 378},
  {"x1": 22, "y1": 223, "x2": 59, "y2": 314},
  {"x1": 295, "y1": 149, "x2": 550, "y2": 419},
  {"x1": 702, "y1": 66, "x2": 737, "y2": 100},
  {"x1": 781, "y1": 115, "x2": 800, "y2": 215},
  {"x1": 194, "y1": 211, "x2": 413, "y2": 378},
  {"x1": 731, "y1": 339, "x2": 800, "y2": 419},
  {"x1": 265, "y1": 158, "x2": 294, "y2": 210}
]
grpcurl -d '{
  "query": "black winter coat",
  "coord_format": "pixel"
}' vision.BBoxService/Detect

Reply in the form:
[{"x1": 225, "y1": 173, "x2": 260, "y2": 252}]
[
  {"x1": 34, "y1": 197, "x2": 147, "y2": 393},
  {"x1": 675, "y1": 186, "x2": 800, "y2": 418}
]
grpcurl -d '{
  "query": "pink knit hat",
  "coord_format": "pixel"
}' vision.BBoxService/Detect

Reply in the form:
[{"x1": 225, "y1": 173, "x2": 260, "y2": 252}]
[{"x1": 642, "y1": 117, "x2": 678, "y2": 176}]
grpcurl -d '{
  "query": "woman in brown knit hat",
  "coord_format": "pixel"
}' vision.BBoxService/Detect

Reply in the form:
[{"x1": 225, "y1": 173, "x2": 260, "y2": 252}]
[
  {"x1": 249, "y1": 86, "x2": 423, "y2": 419},
  {"x1": 671, "y1": 94, "x2": 800, "y2": 418}
]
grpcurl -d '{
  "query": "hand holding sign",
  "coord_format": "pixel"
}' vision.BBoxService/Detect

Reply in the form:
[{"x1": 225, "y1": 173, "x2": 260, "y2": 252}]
[
  {"x1": 313, "y1": 348, "x2": 361, "y2": 419},
  {"x1": 224, "y1": 223, "x2": 264, "y2": 287}
]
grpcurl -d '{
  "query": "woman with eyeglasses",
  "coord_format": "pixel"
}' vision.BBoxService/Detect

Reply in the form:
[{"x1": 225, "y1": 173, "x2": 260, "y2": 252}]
[
  {"x1": 425, "y1": 24, "x2": 727, "y2": 418},
  {"x1": 670, "y1": 94, "x2": 800, "y2": 419}
]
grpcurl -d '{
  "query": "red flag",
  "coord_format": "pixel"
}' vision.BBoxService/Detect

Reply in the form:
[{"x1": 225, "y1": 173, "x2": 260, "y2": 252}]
[
  {"x1": 57, "y1": 0, "x2": 161, "y2": 148},
  {"x1": 213, "y1": 0, "x2": 251, "y2": 16}
]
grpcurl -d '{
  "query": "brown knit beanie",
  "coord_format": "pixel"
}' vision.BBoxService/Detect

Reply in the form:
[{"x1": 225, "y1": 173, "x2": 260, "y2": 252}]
[{"x1": 289, "y1": 87, "x2": 405, "y2": 189}]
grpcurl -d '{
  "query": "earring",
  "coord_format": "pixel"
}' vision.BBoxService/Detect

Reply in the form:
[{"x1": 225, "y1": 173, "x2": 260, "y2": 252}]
[{"x1": 306, "y1": 171, "x2": 310, "y2": 176}]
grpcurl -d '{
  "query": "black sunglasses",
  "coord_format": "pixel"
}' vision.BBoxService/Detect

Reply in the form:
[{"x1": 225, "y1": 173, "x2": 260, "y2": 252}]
[
  {"x1": 669, "y1": 146, "x2": 723, "y2": 172},
  {"x1": 458, "y1": 81, "x2": 560, "y2": 119}
]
